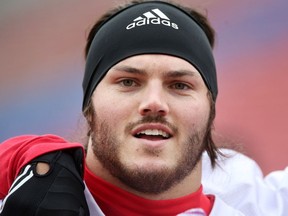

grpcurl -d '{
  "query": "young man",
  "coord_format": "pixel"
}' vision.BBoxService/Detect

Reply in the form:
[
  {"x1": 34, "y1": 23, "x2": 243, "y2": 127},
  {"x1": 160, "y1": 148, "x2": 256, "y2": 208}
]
[{"x1": 0, "y1": 1, "x2": 287, "y2": 215}]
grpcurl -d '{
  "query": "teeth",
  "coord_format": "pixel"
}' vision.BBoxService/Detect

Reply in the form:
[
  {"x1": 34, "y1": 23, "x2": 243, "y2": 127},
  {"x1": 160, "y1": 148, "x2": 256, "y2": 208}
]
[{"x1": 137, "y1": 129, "x2": 169, "y2": 138}]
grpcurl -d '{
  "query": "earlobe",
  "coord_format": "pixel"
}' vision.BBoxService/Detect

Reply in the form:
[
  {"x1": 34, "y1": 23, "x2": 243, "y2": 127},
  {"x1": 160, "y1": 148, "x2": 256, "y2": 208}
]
[
  {"x1": 83, "y1": 102, "x2": 95, "y2": 136},
  {"x1": 84, "y1": 112, "x2": 93, "y2": 126}
]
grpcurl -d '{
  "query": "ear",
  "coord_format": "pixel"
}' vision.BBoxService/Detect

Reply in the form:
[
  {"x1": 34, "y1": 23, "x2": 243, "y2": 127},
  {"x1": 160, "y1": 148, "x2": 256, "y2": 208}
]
[{"x1": 83, "y1": 101, "x2": 94, "y2": 125}]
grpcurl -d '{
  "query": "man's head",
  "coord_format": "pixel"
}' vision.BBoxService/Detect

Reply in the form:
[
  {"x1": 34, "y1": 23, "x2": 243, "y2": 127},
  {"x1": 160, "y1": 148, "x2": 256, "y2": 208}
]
[
  {"x1": 82, "y1": 0, "x2": 217, "y2": 109},
  {"x1": 82, "y1": 0, "x2": 219, "y2": 195}
]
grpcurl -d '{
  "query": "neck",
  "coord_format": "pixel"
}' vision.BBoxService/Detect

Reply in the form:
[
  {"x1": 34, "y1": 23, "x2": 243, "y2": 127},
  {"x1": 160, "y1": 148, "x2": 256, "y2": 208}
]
[{"x1": 84, "y1": 163, "x2": 213, "y2": 216}]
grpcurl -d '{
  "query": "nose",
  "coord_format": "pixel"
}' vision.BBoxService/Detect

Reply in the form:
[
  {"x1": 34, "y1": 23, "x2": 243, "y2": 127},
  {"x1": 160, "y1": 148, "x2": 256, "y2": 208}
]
[{"x1": 138, "y1": 81, "x2": 169, "y2": 116}]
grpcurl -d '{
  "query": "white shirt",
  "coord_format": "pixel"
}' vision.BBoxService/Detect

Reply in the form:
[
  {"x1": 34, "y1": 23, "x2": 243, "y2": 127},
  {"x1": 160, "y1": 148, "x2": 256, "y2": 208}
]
[{"x1": 202, "y1": 149, "x2": 288, "y2": 215}]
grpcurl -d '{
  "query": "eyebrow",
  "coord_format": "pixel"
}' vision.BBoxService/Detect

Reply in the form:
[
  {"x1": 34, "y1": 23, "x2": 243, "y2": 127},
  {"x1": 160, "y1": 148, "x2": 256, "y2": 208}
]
[
  {"x1": 112, "y1": 65, "x2": 199, "y2": 78},
  {"x1": 165, "y1": 70, "x2": 199, "y2": 78},
  {"x1": 112, "y1": 65, "x2": 146, "y2": 75}
]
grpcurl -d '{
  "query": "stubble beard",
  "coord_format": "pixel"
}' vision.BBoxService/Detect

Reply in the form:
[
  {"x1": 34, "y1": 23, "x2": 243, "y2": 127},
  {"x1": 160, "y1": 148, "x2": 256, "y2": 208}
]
[{"x1": 90, "y1": 113, "x2": 208, "y2": 195}]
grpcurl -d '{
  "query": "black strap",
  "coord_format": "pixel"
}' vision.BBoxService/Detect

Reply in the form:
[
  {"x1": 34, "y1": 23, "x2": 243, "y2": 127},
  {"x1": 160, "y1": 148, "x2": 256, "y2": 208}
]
[{"x1": 0, "y1": 150, "x2": 90, "y2": 216}]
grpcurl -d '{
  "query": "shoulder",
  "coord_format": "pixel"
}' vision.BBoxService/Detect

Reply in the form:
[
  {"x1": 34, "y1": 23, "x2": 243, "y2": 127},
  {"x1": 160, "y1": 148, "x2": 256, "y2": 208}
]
[
  {"x1": 202, "y1": 148, "x2": 263, "y2": 186},
  {"x1": 202, "y1": 149, "x2": 288, "y2": 215},
  {"x1": 209, "y1": 195, "x2": 245, "y2": 216},
  {"x1": 0, "y1": 134, "x2": 85, "y2": 198},
  {"x1": 1, "y1": 134, "x2": 83, "y2": 151},
  {"x1": 2, "y1": 134, "x2": 71, "y2": 145}
]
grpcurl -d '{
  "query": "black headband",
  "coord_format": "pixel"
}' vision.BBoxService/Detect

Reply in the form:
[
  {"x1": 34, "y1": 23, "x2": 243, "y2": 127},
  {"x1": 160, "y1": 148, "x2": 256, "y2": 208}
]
[{"x1": 82, "y1": 1, "x2": 217, "y2": 110}]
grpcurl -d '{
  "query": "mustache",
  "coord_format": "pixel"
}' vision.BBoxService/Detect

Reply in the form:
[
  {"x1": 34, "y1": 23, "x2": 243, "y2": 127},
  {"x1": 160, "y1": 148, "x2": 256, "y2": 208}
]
[{"x1": 125, "y1": 114, "x2": 178, "y2": 134}]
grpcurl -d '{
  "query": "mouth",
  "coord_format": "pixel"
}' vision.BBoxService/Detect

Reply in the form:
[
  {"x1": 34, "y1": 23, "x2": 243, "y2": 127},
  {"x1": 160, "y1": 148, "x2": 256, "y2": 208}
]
[{"x1": 133, "y1": 126, "x2": 173, "y2": 140}]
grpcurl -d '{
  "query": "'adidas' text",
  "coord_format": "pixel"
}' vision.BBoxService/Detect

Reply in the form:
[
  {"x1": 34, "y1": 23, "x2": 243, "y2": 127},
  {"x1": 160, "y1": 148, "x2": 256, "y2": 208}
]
[{"x1": 126, "y1": 8, "x2": 179, "y2": 30}]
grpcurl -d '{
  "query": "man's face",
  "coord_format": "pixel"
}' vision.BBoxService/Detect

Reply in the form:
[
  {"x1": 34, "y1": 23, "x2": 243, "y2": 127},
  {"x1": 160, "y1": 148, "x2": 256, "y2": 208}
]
[{"x1": 89, "y1": 54, "x2": 211, "y2": 194}]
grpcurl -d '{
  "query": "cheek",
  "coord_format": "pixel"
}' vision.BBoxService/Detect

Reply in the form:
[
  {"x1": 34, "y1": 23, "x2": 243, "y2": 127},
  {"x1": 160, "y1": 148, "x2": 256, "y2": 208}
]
[
  {"x1": 175, "y1": 100, "x2": 210, "y2": 130},
  {"x1": 92, "y1": 94, "x2": 134, "y2": 127}
]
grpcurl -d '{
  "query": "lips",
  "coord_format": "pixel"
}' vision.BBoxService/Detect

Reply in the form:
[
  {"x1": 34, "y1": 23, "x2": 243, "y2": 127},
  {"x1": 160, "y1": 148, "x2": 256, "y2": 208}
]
[
  {"x1": 132, "y1": 124, "x2": 173, "y2": 140},
  {"x1": 135, "y1": 129, "x2": 170, "y2": 139}
]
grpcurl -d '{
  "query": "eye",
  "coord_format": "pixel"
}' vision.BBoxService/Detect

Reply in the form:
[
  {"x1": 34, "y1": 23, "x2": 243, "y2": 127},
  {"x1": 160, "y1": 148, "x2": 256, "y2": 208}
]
[
  {"x1": 120, "y1": 79, "x2": 137, "y2": 87},
  {"x1": 171, "y1": 82, "x2": 190, "y2": 90}
]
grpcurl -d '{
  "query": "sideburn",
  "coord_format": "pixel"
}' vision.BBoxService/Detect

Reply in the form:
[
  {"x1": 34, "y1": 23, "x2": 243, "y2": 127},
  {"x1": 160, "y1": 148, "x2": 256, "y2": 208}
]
[{"x1": 203, "y1": 91, "x2": 221, "y2": 168}]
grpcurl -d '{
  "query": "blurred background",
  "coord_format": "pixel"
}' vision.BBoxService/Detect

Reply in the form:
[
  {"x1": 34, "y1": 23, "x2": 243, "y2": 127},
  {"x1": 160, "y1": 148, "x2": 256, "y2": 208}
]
[{"x1": 0, "y1": 0, "x2": 287, "y2": 175}]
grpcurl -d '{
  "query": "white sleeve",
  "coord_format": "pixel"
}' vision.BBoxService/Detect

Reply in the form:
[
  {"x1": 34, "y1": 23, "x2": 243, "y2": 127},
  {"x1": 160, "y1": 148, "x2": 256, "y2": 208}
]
[
  {"x1": 0, "y1": 199, "x2": 3, "y2": 212},
  {"x1": 202, "y1": 149, "x2": 288, "y2": 216},
  {"x1": 84, "y1": 182, "x2": 105, "y2": 216}
]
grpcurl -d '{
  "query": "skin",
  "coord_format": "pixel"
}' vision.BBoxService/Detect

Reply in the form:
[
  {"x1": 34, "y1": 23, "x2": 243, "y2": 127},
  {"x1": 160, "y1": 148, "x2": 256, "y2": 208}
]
[{"x1": 85, "y1": 54, "x2": 211, "y2": 200}]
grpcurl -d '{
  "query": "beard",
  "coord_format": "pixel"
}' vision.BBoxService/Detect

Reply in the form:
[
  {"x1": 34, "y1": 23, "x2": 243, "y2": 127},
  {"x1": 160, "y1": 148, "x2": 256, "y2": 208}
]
[{"x1": 90, "y1": 113, "x2": 208, "y2": 195}]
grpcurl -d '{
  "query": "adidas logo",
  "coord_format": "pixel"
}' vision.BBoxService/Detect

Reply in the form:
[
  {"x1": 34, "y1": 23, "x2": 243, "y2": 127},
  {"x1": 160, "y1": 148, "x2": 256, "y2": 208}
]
[{"x1": 126, "y1": 8, "x2": 179, "y2": 30}]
